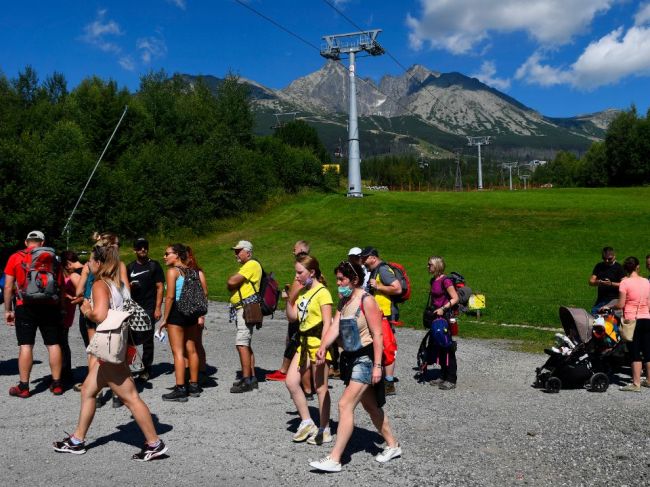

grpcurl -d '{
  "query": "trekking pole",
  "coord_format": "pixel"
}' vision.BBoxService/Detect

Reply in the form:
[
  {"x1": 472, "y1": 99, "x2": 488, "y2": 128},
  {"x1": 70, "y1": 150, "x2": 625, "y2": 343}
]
[{"x1": 61, "y1": 105, "x2": 129, "y2": 248}]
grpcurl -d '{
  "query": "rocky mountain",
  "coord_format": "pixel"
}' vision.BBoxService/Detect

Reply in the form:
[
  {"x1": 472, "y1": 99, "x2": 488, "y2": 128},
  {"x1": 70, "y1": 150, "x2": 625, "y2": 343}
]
[{"x1": 184, "y1": 63, "x2": 621, "y2": 158}]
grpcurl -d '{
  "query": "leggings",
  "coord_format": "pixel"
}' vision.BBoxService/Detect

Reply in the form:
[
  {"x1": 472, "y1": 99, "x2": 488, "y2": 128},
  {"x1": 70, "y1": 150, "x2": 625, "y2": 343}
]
[{"x1": 629, "y1": 318, "x2": 650, "y2": 362}]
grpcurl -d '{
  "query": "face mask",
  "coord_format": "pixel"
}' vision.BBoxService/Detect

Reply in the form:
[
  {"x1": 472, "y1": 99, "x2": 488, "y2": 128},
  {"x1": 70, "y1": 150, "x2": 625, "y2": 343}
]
[
  {"x1": 304, "y1": 277, "x2": 314, "y2": 288},
  {"x1": 338, "y1": 285, "x2": 353, "y2": 298}
]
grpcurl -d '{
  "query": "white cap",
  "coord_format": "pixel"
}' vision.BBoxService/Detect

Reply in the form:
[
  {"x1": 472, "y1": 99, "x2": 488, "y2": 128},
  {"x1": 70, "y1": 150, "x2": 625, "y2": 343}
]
[
  {"x1": 348, "y1": 247, "x2": 362, "y2": 256},
  {"x1": 232, "y1": 240, "x2": 253, "y2": 252},
  {"x1": 26, "y1": 230, "x2": 45, "y2": 241}
]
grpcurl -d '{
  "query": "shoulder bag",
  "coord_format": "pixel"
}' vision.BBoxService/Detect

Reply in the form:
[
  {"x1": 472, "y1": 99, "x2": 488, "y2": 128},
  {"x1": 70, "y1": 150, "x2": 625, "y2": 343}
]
[
  {"x1": 86, "y1": 282, "x2": 132, "y2": 364},
  {"x1": 620, "y1": 302, "x2": 640, "y2": 342}
]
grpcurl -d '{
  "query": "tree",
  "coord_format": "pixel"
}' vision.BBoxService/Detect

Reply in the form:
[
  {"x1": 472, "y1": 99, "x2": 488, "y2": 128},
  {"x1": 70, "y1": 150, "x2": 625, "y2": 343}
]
[{"x1": 274, "y1": 120, "x2": 329, "y2": 163}]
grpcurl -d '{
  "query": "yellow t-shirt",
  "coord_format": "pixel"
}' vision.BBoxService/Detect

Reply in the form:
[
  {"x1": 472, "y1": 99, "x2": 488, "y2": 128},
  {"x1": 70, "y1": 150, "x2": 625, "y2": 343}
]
[
  {"x1": 297, "y1": 283, "x2": 333, "y2": 333},
  {"x1": 229, "y1": 259, "x2": 263, "y2": 305},
  {"x1": 374, "y1": 265, "x2": 396, "y2": 317}
]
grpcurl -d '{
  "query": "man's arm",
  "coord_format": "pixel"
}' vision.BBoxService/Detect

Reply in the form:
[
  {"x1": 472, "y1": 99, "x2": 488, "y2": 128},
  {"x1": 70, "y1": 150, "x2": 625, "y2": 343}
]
[
  {"x1": 227, "y1": 273, "x2": 246, "y2": 292},
  {"x1": 4, "y1": 274, "x2": 15, "y2": 325},
  {"x1": 373, "y1": 265, "x2": 402, "y2": 296}
]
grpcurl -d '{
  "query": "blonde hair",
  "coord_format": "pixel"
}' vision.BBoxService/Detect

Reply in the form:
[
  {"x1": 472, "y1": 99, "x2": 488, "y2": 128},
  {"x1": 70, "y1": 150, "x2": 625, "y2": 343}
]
[
  {"x1": 428, "y1": 255, "x2": 445, "y2": 277},
  {"x1": 91, "y1": 244, "x2": 121, "y2": 286},
  {"x1": 296, "y1": 254, "x2": 326, "y2": 287},
  {"x1": 92, "y1": 231, "x2": 119, "y2": 248}
]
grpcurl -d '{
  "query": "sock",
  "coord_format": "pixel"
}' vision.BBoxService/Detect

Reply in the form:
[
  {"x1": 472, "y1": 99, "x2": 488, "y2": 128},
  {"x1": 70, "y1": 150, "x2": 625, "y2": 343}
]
[
  {"x1": 176, "y1": 384, "x2": 186, "y2": 390},
  {"x1": 189, "y1": 382, "x2": 199, "y2": 387},
  {"x1": 70, "y1": 435, "x2": 83, "y2": 445},
  {"x1": 385, "y1": 376, "x2": 394, "y2": 382},
  {"x1": 147, "y1": 439, "x2": 161, "y2": 448},
  {"x1": 320, "y1": 427, "x2": 330, "y2": 433},
  {"x1": 19, "y1": 381, "x2": 29, "y2": 390},
  {"x1": 299, "y1": 419, "x2": 314, "y2": 428}
]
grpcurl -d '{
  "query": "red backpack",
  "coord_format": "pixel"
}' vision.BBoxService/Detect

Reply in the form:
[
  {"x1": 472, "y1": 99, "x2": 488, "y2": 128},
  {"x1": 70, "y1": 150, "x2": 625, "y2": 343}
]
[
  {"x1": 381, "y1": 262, "x2": 411, "y2": 303},
  {"x1": 18, "y1": 247, "x2": 60, "y2": 304},
  {"x1": 360, "y1": 296, "x2": 397, "y2": 366}
]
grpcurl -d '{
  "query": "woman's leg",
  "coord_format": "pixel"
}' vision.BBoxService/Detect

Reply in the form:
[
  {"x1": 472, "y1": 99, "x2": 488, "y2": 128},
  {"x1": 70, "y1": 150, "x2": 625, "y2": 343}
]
[
  {"x1": 328, "y1": 381, "x2": 367, "y2": 462},
  {"x1": 184, "y1": 324, "x2": 200, "y2": 384},
  {"x1": 301, "y1": 366, "x2": 313, "y2": 394},
  {"x1": 312, "y1": 361, "x2": 330, "y2": 429},
  {"x1": 285, "y1": 352, "x2": 310, "y2": 420},
  {"x1": 105, "y1": 364, "x2": 159, "y2": 444},
  {"x1": 360, "y1": 387, "x2": 398, "y2": 447},
  {"x1": 86, "y1": 328, "x2": 98, "y2": 371},
  {"x1": 73, "y1": 362, "x2": 107, "y2": 440},
  {"x1": 197, "y1": 327, "x2": 206, "y2": 372},
  {"x1": 167, "y1": 324, "x2": 187, "y2": 386}
]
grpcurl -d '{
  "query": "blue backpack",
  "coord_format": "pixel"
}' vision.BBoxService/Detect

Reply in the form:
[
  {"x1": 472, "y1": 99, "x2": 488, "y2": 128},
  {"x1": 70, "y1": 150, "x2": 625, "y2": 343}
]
[{"x1": 431, "y1": 318, "x2": 453, "y2": 349}]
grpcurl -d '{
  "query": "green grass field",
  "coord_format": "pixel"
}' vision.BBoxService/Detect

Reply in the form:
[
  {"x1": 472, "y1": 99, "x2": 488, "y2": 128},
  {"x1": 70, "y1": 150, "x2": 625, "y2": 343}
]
[{"x1": 130, "y1": 187, "x2": 650, "y2": 346}]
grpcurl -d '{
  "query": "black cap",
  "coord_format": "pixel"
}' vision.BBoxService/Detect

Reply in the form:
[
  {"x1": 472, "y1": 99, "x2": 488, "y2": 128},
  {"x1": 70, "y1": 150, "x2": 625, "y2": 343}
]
[
  {"x1": 360, "y1": 246, "x2": 379, "y2": 258},
  {"x1": 133, "y1": 237, "x2": 149, "y2": 250}
]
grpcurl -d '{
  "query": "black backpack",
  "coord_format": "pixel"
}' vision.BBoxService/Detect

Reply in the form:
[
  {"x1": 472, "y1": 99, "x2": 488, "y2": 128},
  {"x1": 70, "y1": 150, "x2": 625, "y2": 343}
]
[{"x1": 176, "y1": 267, "x2": 208, "y2": 319}]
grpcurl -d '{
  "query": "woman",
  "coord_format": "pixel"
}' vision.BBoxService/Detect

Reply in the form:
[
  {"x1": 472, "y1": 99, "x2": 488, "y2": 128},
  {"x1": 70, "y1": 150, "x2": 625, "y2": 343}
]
[
  {"x1": 285, "y1": 254, "x2": 332, "y2": 444},
  {"x1": 157, "y1": 243, "x2": 202, "y2": 401},
  {"x1": 185, "y1": 246, "x2": 209, "y2": 384},
  {"x1": 310, "y1": 261, "x2": 401, "y2": 472},
  {"x1": 53, "y1": 244, "x2": 167, "y2": 461},
  {"x1": 615, "y1": 256, "x2": 650, "y2": 391},
  {"x1": 426, "y1": 256, "x2": 459, "y2": 390},
  {"x1": 60, "y1": 251, "x2": 84, "y2": 383}
]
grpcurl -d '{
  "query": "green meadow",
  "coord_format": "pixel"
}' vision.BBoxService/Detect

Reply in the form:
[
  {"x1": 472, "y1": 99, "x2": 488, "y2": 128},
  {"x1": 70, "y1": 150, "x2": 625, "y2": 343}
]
[{"x1": 131, "y1": 187, "x2": 650, "y2": 346}]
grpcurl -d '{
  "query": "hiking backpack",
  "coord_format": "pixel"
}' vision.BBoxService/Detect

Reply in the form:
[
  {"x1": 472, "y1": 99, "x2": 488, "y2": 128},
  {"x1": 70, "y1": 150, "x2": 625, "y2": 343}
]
[
  {"x1": 176, "y1": 268, "x2": 208, "y2": 319},
  {"x1": 379, "y1": 262, "x2": 411, "y2": 303},
  {"x1": 18, "y1": 247, "x2": 60, "y2": 304},
  {"x1": 430, "y1": 317, "x2": 453, "y2": 348},
  {"x1": 258, "y1": 269, "x2": 280, "y2": 317},
  {"x1": 447, "y1": 272, "x2": 472, "y2": 308}
]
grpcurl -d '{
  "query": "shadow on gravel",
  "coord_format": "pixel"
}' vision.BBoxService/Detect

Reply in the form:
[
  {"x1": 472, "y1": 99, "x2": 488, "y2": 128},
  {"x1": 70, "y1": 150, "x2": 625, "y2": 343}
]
[
  {"x1": 286, "y1": 408, "x2": 339, "y2": 435},
  {"x1": 308, "y1": 426, "x2": 383, "y2": 472},
  {"x1": 1, "y1": 358, "x2": 42, "y2": 376},
  {"x1": 150, "y1": 362, "x2": 174, "y2": 378},
  {"x1": 88, "y1": 414, "x2": 173, "y2": 450}
]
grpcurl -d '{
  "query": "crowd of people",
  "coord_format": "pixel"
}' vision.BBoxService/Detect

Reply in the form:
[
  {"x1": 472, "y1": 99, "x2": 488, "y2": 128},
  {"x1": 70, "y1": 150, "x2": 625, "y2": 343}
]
[{"x1": 4, "y1": 231, "x2": 650, "y2": 470}]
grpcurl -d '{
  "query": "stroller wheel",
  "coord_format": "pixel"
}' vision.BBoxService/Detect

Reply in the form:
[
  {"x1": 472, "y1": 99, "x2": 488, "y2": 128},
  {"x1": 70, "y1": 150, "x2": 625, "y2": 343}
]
[
  {"x1": 589, "y1": 372, "x2": 609, "y2": 392},
  {"x1": 545, "y1": 377, "x2": 561, "y2": 393}
]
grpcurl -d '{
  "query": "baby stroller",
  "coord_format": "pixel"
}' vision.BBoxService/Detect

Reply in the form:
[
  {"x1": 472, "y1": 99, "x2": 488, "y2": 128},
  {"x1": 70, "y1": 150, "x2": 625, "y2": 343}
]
[{"x1": 533, "y1": 306, "x2": 624, "y2": 393}]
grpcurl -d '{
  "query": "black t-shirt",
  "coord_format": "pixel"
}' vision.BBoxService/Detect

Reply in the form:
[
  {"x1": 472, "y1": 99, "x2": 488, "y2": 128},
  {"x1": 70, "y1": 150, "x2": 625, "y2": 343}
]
[
  {"x1": 591, "y1": 261, "x2": 626, "y2": 303},
  {"x1": 126, "y1": 259, "x2": 165, "y2": 313}
]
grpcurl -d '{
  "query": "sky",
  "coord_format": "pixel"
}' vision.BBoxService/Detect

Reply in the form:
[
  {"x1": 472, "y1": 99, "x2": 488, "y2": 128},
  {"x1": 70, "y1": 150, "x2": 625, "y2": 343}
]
[{"x1": 2, "y1": 0, "x2": 650, "y2": 118}]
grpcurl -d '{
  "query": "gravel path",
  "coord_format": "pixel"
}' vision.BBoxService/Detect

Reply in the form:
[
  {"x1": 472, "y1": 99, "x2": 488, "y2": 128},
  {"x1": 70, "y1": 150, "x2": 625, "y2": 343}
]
[{"x1": 1, "y1": 302, "x2": 648, "y2": 486}]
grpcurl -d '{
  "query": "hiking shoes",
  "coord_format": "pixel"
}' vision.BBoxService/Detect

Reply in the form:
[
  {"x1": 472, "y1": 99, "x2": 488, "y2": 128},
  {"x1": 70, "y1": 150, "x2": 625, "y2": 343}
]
[
  {"x1": 641, "y1": 379, "x2": 650, "y2": 388},
  {"x1": 309, "y1": 455, "x2": 341, "y2": 472},
  {"x1": 53, "y1": 435, "x2": 86, "y2": 455},
  {"x1": 620, "y1": 383, "x2": 641, "y2": 392},
  {"x1": 304, "y1": 392, "x2": 315, "y2": 401},
  {"x1": 9, "y1": 384, "x2": 30, "y2": 398},
  {"x1": 384, "y1": 380, "x2": 396, "y2": 396},
  {"x1": 375, "y1": 443, "x2": 402, "y2": 463},
  {"x1": 439, "y1": 381, "x2": 456, "y2": 390},
  {"x1": 328, "y1": 368, "x2": 341, "y2": 380},
  {"x1": 50, "y1": 381, "x2": 64, "y2": 396},
  {"x1": 429, "y1": 378, "x2": 444, "y2": 386},
  {"x1": 112, "y1": 396, "x2": 124, "y2": 408},
  {"x1": 188, "y1": 383, "x2": 202, "y2": 397},
  {"x1": 230, "y1": 381, "x2": 254, "y2": 393},
  {"x1": 307, "y1": 428, "x2": 332, "y2": 445},
  {"x1": 162, "y1": 386, "x2": 189, "y2": 402},
  {"x1": 293, "y1": 421, "x2": 317, "y2": 442},
  {"x1": 132, "y1": 440, "x2": 168, "y2": 462},
  {"x1": 265, "y1": 370, "x2": 287, "y2": 381}
]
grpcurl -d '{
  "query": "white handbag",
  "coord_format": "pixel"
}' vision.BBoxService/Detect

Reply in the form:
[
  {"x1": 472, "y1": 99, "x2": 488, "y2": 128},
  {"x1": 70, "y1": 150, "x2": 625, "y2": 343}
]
[{"x1": 86, "y1": 308, "x2": 132, "y2": 364}]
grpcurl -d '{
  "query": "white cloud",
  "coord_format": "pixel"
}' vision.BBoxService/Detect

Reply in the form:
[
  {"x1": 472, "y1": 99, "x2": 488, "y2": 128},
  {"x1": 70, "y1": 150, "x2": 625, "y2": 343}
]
[
  {"x1": 81, "y1": 9, "x2": 123, "y2": 53},
  {"x1": 516, "y1": 24, "x2": 650, "y2": 90},
  {"x1": 136, "y1": 36, "x2": 168, "y2": 64},
  {"x1": 167, "y1": 0, "x2": 186, "y2": 9},
  {"x1": 119, "y1": 56, "x2": 136, "y2": 71},
  {"x1": 635, "y1": 2, "x2": 650, "y2": 25},
  {"x1": 406, "y1": 0, "x2": 615, "y2": 54},
  {"x1": 471, "y1": 61, "x2": 511, "y2": 91}
]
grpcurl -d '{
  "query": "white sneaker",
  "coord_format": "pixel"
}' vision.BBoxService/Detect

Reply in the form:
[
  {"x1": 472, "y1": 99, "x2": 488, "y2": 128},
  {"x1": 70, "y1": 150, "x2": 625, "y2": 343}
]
[
  {"x1": 293, "y1": 421, "x2": 317, "y2": 442},
  {"x1": 375, "y1": 443, "x2": 402, "y2": 463},
  {"x1": 309, "y1": 455, "x2": 342, "y2": 472},
  {"x1": 307, "y1": 428, "x2": 332, "y2": 445}
]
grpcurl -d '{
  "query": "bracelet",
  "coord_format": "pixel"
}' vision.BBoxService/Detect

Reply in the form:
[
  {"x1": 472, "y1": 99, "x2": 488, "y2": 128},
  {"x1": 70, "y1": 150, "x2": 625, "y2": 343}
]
[{"x1": 373, "y1": 364, "x2": 382, "y2": 368}]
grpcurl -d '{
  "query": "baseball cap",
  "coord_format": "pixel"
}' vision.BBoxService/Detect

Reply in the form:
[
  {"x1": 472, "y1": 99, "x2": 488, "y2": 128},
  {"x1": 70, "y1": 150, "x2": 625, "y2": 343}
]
[
  {"x1": 232, "y1": 240, "x2": 253, "y2": 252},
  {"x1": 133, "y1": 237, "x2": 149, "y2": 250},
  {"x1": 348, "y1": 247, "x2": 362, "y2": 256},
  {"x1": 26, "y1": 230, "x2": 45, "y2": 241},
  {"x1": 360, "y1": 246, "x2": 379, "y2": 258}
]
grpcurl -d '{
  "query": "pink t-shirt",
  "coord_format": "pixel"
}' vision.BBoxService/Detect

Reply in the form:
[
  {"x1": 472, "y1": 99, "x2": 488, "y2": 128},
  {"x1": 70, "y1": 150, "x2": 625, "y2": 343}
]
[{"x1": 619, "y1": 276, "x2": 650, "y2": 319}]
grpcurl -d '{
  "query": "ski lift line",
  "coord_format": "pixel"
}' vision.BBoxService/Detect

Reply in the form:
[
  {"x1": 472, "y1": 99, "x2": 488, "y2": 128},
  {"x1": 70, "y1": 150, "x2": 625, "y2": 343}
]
[
  {"x1": 321, "y1": 0, "x2": 447, "y2": 117},
  {"x1": 61, "y1": 105, "x2": 129, "y2": 242},
  {"x1": 233, "y1": 0, "x2": 451, "y2": 137}
]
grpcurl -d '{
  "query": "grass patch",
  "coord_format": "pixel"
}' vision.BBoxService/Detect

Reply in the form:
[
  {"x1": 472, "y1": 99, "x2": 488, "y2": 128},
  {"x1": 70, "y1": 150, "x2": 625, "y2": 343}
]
[{"x1": 119, "y1": 187, "x2": 650, "y2": 345}]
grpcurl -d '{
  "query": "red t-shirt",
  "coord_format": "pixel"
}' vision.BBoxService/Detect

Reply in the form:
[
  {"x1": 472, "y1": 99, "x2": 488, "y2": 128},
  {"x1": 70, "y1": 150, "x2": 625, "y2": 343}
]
[{"x1": 4, "y1": 247, "x2": 64, "y2": 307}]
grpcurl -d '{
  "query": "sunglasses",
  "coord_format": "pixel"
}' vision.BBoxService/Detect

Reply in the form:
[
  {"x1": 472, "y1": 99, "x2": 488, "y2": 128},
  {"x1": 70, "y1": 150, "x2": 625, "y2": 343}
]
[{"x1": 339, "y1": 261, "x2": 360, "y2": 282}]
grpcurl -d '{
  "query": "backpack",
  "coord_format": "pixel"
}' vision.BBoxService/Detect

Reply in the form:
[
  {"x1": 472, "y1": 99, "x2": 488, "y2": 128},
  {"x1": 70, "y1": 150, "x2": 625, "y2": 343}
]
[
  {"x1": 360, "y1": 295, "x2": 397, "y2": 366},
  {"x1": 258, "y1": 269, "x2": 280, "y2": 317},
  {"x1": 18, "y1": 247, "x2": 60, "y2": 304},
  {"x1": 431, "y1": 317, "x2": 453, "y2": 348},
  {"x1": 176, "y1": 268, "x2": 208, "y2": 319},
  {"x1": 447, "y1": 272, "x2": 473, "y2": 308},
  {"x1": 379, "y1": 262, "x2": 411, "y2": 303}
]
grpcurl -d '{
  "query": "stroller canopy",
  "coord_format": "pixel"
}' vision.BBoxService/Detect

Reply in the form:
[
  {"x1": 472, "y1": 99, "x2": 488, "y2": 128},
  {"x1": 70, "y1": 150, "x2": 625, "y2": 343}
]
[{"x1": 559, "y1": 306, "x2": 594, "y2": 344}]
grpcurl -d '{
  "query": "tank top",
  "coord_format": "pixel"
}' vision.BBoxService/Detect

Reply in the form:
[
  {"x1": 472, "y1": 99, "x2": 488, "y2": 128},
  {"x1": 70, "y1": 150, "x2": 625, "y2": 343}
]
[{"x1": 339, "y1": 293, "x2": 373, "y2": 352}]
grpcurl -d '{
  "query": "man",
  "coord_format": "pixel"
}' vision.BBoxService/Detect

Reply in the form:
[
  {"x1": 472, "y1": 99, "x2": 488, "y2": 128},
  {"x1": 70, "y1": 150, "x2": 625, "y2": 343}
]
[
  {"x1": 227, "y1": 240, "x2": 263, "y2": 393},
  {"x1": 589, "y1": 247, "x2": 626, "y2": 314},
  {"x1": 4, "y1": 230, "x2": 64, "y2": 398},
  {"x1": 360, "y1": 246, "x2": 401, "y2": 396},
  {"x1": 126, "y1": 237, "x2": 164, "y2": 382}
]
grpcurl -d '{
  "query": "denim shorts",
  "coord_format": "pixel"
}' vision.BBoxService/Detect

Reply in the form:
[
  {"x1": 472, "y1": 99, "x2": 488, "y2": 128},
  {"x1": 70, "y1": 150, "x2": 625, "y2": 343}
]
[{"x1": 350, "y1": 355, "x2": 373, "y2": 385}]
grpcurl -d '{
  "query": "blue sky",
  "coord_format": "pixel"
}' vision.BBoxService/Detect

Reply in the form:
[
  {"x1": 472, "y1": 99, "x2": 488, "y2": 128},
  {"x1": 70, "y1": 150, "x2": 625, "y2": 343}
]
[{"x1": 2, "y1": 0, "x2": 650, "y2": 117}]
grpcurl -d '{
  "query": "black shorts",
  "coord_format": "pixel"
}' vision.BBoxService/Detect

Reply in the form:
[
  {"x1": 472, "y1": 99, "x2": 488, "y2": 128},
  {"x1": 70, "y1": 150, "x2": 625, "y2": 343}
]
[
  {"x1": 15, "y1": 306, "x2": 63, "y2": 346},
  {"x1": 167, "y1": 301, "x2": 197, "y2": 328}
]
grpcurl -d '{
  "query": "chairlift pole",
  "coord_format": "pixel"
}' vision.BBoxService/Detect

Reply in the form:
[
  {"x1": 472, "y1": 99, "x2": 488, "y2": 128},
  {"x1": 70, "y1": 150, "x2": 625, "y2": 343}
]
[{"x1": 62, "y1": 105, "x2": 129, "y2": 249}]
